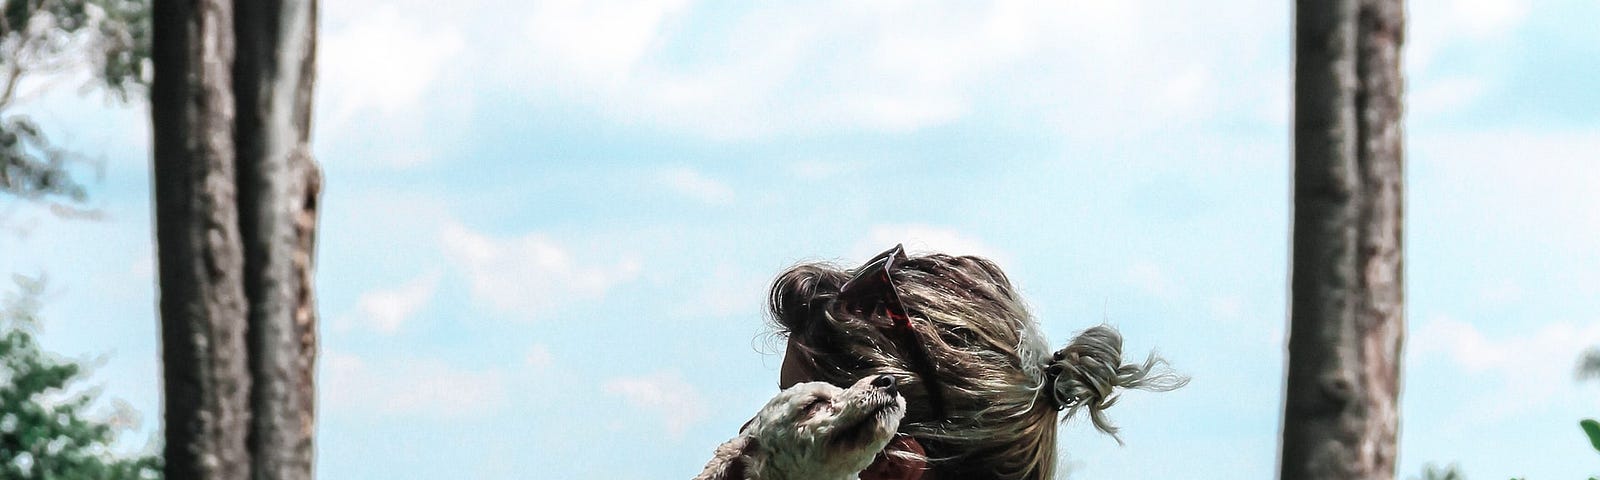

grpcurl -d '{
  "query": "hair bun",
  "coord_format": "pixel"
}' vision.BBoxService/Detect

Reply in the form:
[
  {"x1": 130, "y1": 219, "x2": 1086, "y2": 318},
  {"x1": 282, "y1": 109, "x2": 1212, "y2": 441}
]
[
  {"x1": 1043, "y1": 325, "x2": 1188, "y2": 443},
  {"x1": 768, "y1": 264, "x2": 849, "y2": 333}
]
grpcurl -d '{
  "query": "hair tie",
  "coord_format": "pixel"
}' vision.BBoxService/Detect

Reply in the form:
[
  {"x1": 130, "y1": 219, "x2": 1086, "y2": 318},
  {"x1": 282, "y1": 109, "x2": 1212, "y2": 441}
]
[{"x1": 1042, "y1": 349, "x2": 1098, "y2": 412}]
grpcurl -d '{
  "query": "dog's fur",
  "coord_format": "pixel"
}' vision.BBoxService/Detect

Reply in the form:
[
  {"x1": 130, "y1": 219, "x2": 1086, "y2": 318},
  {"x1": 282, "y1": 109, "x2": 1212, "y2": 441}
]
[{"x1": 695, "y1": 375, "x2": 906, "y2": 480}]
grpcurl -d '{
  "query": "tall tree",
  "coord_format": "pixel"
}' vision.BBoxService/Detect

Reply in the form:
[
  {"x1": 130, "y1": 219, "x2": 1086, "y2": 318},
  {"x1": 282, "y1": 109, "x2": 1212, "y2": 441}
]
[
  {"x1": 150, "y1": 0, "x2": 318, "y2": 477},
  {"x1": 1279, "y1": 0, "x2": 1405, "y2": 479},
  {"x1": 150, "y1": 0, "x2": 251, "y2": 475},
  {"x1": 234, "y1": 0, "x2": 319, "y2": 478}
]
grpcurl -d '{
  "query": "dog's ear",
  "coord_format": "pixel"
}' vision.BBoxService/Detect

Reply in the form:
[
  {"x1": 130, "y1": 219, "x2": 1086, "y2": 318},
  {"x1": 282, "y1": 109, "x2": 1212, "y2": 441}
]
[{"x1": 693, "y1": 434, "x2": 759, "y2": 480}]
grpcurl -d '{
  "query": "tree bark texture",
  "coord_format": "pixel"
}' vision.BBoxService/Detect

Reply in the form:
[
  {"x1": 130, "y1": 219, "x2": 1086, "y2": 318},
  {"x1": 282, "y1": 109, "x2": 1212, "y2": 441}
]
[
  {"x1": 151, "y1": 0, "x2": 251, "y2": 478},
  {"x1": 153, "y1": 0, "x2": 320, "y2": 478},
  {"x1": 235, "y1": 0, "x2": 320, "y2": 479},
  {"x1": 1280, "y1": 1, "x2": 1405, "y2": 480}
]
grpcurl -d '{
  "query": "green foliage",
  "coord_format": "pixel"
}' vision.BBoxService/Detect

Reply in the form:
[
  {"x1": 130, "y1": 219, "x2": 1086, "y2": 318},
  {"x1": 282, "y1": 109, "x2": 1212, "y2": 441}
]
[
  {"x1": 1582, "y1": 419, "x2": 1600, "y2": 456},
  {"x1": 1, "y1": 114, "x2": 85, "y2": 202},
  {"x1": 1413, "y1": 463, "x2": 1464, "y2": 480},
  {"x1": 1, "y1": 275, "x2": 160, "y2": 479},
  {"x1": 1577, "y1": 351, "x2": 1600, "y2": 480},
  {"x1": 0, "y1": 0, "x2": 150, "y2": 98},
  {"x1": 0, "y1": 0, "x2": 149, "y2": 203},
  {"x1": 1579, "y1": 348, "x2": 1600, "y2": 382}
]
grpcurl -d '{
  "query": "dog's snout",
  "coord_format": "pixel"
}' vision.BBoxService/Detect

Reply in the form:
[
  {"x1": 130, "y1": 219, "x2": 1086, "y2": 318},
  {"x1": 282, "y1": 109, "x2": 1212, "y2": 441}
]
[{"x1": 871, "y1": 374, "x2": 897, "y2": 394}]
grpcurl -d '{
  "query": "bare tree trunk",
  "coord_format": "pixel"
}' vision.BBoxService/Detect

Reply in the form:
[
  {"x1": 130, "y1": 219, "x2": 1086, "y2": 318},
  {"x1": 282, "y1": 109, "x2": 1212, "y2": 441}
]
[
  {"x1": 235, "y1": 0, "x2": 320, "y2": 479},
  {"x1": 1279, "y1": 0, "x2": 1405, "y2": 479},
  {"x1": 150, "y1": 0, "x2": 252, "y2": 478},
  {"x1": 153, "y1": 0, "x2": 319, "y2": 477}
]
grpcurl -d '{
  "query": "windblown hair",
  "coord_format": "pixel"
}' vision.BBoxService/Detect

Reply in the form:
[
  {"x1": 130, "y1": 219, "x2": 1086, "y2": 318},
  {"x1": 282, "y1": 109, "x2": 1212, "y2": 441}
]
[{"x1": 769, "y1": 252, "x2": 1187, "y2": 480}]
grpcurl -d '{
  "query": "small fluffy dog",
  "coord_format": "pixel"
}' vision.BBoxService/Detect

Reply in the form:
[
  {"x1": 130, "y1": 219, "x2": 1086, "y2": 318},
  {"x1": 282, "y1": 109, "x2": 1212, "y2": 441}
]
[{"x1": 695, "y1": 375, "x2": 907, "y2": 480}]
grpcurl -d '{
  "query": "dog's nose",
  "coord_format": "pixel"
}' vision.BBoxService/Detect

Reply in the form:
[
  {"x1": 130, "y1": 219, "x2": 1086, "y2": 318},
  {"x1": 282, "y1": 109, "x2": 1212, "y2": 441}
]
[{"x1": 872, "y1": 374, "x2": 897, "y2": 394}]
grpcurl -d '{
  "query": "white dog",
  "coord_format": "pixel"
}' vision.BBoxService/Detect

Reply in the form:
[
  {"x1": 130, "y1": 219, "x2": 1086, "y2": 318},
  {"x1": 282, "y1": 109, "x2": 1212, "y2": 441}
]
[{"x1": 695, "y1": 375, "x2": 907, "y2": 480}]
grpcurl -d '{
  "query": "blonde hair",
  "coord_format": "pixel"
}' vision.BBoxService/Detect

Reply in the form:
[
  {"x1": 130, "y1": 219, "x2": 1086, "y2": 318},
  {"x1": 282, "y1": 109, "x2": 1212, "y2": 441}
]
[{"x1": 769, "y1": 252, "x2": 1187, "y2": 480}]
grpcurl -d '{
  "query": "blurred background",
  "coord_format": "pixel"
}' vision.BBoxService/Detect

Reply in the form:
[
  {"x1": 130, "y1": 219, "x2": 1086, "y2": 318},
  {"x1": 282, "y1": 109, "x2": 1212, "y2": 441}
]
[{"x1": 1, "y1": 0, "x2": 1597, "y2": 478}]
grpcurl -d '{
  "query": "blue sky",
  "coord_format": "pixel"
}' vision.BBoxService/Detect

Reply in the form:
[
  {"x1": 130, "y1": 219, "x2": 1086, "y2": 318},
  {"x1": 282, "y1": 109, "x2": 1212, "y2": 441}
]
[{"x1": 2, "y1": 0, "x2": 1598, "y2": 478}]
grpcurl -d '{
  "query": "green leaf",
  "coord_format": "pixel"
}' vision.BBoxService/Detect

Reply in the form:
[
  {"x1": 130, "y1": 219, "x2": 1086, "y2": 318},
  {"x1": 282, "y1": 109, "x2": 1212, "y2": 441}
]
[
  {"x1": 1582, "y1": 418, "x2": 1600, "y2": 454},
  {"x1": 4, "y1": 278, "x2": 161, "y2": 479}
]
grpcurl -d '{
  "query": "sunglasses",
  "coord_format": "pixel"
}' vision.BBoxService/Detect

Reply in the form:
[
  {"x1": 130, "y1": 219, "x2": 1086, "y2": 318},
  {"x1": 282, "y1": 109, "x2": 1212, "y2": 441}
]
[{"x1": 837, "y1": 244, "x2": 949, "y2": 419}]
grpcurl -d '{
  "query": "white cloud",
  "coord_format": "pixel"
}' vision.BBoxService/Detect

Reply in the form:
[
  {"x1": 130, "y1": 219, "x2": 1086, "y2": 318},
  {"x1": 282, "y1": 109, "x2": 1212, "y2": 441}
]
[
  {"x1": 1156, "y1": 66, "x2": 1215, "y2": 122},
  {"x1": 322, "y1": 352, "x2": 510, "y2": 418},
  {"x1": 1409, "y1": 0, "x2": 1531, "y2": 73},
  {"x1": 1477, "y1": 279, "x2": 1524, "y2": 307},
  {"x1": 673, "y1": 263, "x2": 766, "y2": 318},
  {"x1": 524, "y1": 344, "x2": 554, "y2": 372},
  {"x1": 1414, "y1": 131, "x2": 1600, "y2": 242},
  {"x1": 291, "y1": 0, "x2": 1290, "y2": 142},
  {"x1": 319, "y1": 7, "x2": 464, "y2": 124},
  {"x1": 603, "y1": 370, "x2": 709, "y2": 437},
  {"x1": 1414, "y1": 316, "x2": 1600, "y2": 377},
  {"x1": 314, "y1": 4, "x2": 471, "y2": 170},
  {"x1": 1411, "y1": 315, "x2": 1600, "y2": 416},
  {"x1": 440, "y1": 223, "x2": 641, "y2": 319},
  {"x1": 854, "y1": 224, "x2": 1007, "y2": 263},
  {"x1": 657, "y1": 167, "x2": 734, "y2": 204},
  {"x1": 523, "y1": 0, "x2": 693, "y2": 88},
  {"x1": 1448, "y1": 0, "x2": 1530, "y2": 38},
  {"x1": 1208, "y1": 295, "x2": 1244, "y2": 321},
  {"x1": 1411, "y1": 76, "x2": 1489, "y2": 118},
  {"x1": 1124, "y1": 261, "x2": 1179, "y2": 300},
  {"x1": 493, "y1": 0, "x2": 1277, "y2": 139},
  {"x1": 786, "y1": 160, "x2": 853, "y2": 180},
  {"x1": 352, "y1": 272, "x2": 441, "y2": 334},
  {"x1": 297, "y1": 0, "x2": 1300, "y2": 143}
]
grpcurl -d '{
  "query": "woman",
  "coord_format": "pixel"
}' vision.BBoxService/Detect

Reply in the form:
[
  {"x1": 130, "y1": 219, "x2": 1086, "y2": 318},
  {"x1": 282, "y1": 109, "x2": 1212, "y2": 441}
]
[{"x1": 770, "y1": 245, "x2": 1186, "y2": 480}]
